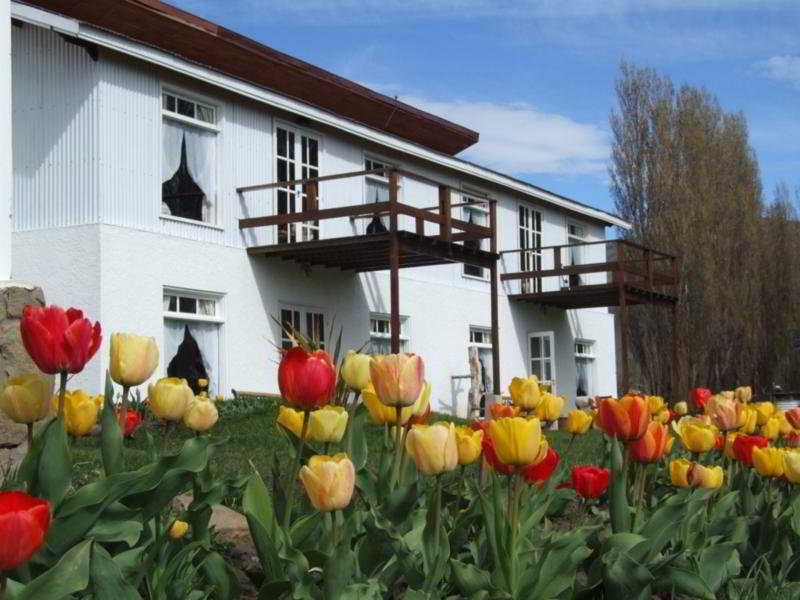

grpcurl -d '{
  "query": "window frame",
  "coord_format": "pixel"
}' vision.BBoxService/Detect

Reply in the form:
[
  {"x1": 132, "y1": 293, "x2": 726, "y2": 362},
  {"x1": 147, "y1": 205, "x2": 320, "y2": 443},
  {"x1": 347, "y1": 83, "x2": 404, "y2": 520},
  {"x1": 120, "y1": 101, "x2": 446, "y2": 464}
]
[
  {"x1": 163, "y1": 288, "x2": 224, "y2": 324},
  {"x1": 369, "y1": 313, "x2": 409, "y2": 354},
  {"x1": 461, "y1": 186, "x2": 491, "y2": 281},
  {"x1": 528, "y1": 330, "x2": 556, "y2": 393},
  {"x1": 161, "y1": 88, "x2": 220, "y2": 133},
  {"x1": 279, "y1": 303, "x2": 328, "y2": 350},
  {"x1": 518, "y1": 204, "x2": 543, "y2": 293},
  {"x1": 468, "y1": 326, "x2": 493, "y2": 348},
  {"x1": 574, "y1": 338, "x2": 595, "y2": 399}
]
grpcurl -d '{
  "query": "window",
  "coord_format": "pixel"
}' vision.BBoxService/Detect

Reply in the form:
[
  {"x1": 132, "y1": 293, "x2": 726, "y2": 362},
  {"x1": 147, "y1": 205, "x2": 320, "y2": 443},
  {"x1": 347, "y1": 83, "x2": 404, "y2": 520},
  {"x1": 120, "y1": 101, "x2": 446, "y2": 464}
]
[
  {"x1": 469, "y1": 326, "x2": 492, "y2": 346},
  {"x1": 280, "y1": 306, "x2": 326, "y2": 350},
  {"x1": 161, "y1": 91, "x2": 218, "y2": 223},
  {"x1": 565, "y1": 222, "x2": 587, "y2": 288},
  {"x1": 574, "y1": 339, "x2": 595, "y2": 398},
  {"x1": 519, "y1": 205, "x2": 542, "y2": 293},
  {"x1": 369, "y1": 314, "x2": 409, "y2": 354},
  {"x1": 163, "y1": 289, "x2": 223, "y2": 396},
  {"x1": 363, "y1": 156, "x2": 394, "y2": 235},
  {"x1": 462, "y1": 193, "x2": 489, "y2": 279},
  {"x1": 276, "y1": 125, "x2": 320, "y2": 243},
  {"x1": 529, "y1": 331, "x2": 556, "y2": 393},
  {"x1": 469, "y1": 327, "x2": 493, "y2": 413}
]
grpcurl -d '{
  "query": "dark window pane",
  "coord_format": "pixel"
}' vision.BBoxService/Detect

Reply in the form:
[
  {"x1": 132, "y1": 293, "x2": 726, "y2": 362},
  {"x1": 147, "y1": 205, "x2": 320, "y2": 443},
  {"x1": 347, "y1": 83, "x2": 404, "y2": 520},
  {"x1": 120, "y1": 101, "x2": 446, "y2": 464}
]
[
  {"x1": 308, "y1": 138, "x2": 319, "y2": 167},
  {"x1": 288, "y1": 132, "x2": 295, "y2": 159},
  {"x1": 301, "y1": 136, "x2": 307, "y2": 164},
  {"x1": 179, "y1": 297, "x2": 197, "y2": 313},
  {"x1": 167, "y1": 296, "x2": 177, "y2": 311},
  {"x1": 163, "y1": 94, "x2": 176, "y2": 112},
  {"x1": 277, "y1": 128, "x2": 287, "y2": 157},
  {"x1": 196, "y1": 105, "x2": 214, "y2": 124},
  {"x1": 177, "y1": 98, "x2": 195, "y2": 118},
  {"x1": 161, "y1": 131, "x2": 206, "y2": 222},
  {"x1": 277, "y1": 159, "x2": 287, "y2": 183},
  {"x1": 464, "y1": 264, "x2": 483, "y2": 277}
]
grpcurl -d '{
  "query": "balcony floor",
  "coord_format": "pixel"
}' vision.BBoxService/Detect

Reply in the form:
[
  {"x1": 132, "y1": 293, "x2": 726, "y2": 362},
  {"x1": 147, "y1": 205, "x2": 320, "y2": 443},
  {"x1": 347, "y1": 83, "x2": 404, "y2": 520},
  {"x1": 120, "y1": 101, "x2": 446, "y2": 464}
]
[
  {"x1": 508, "y1": 283, "x2": 678, "y2": 309},
  {"x1": 247, "y1": 231, "x2": 497, "y2": 273}
]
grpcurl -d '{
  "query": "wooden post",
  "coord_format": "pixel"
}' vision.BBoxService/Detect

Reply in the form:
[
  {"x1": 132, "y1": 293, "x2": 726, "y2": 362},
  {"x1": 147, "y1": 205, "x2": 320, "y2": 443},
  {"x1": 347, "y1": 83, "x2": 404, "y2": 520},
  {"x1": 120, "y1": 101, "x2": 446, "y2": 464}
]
[
  {"x1": 439, "y1": 185, "x2": 451, "y2": 241},
  {"x1": 389, "y1": 171, "x2": 401, "y2": 353},
  {"x1": 303, "y1": 182, "x2": 318, "y2": 211},
  {"x1": 490, "y1": 261, "x2": 500, "y2": 397},
  {"x1": 618, "y1": 285, "x2": 630, "y2": 396}
]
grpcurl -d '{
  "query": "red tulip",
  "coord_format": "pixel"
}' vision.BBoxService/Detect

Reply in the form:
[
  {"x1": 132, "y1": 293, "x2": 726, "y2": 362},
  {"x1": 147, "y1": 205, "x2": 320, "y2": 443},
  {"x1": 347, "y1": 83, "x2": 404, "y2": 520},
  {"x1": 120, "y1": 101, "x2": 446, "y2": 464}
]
[
  {"x1": 690, "y1": 388, "x2": 712, "y2": 411},
  {"x1": 732, "y1": 434, "x2": 768, "y2": 466},
  {"x1": 594, "y1": 395, "x2": 650, "y2": 440},
  {"x1": 0, "y1": 491, "x2": 51, "y2": 570},
  {"x1": 123, "y1": 410, "x2": 142, "y2": 437},
  {"x1": 571, "y1": 465, "x2": 609, "y2": 498},
  {"x1": 715, "y1": 435, "x2": 725, "y2": 451},
  {"x1": 786, "y1": 432, "x2": 800, "y2": 448},
  {"x1": 521, "y1": 448, "x2": 560, "y2": 484},
  {"x1": 278, "y1": 346, "x2": 336, "y2": 410},
  {"x1": 481, "y1": 434, "x2": 513, "y2": 475},
  {"x1": 20, "y1": 305, "x2": 101, "y2": 374},
  {"x1": 785, "y1": 407, "x2": 800, "y2": 430}
]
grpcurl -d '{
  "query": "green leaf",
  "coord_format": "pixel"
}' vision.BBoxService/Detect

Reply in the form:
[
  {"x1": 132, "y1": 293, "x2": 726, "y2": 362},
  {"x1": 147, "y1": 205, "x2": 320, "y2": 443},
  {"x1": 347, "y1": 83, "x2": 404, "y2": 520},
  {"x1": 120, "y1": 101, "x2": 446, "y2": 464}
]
[
  {"x1": 603, "y1": 551, "x2": 653, "y2": 600},
  {"x1": 101, "y1": 373, "x2": 124, "y2": 476},
  {"x1": 698, "y1": 544, "x2": 741, "y2": 593},
  {"x1": 652, "y1": 566, "x2": 716, "y2": 600},
  {"x1": 383, "y1": 481, "x2": 419, "y2": 524},
  {"x1": 324, "y1": 547, "x2": 356, "y2": 600},
  {"x1": 350, "y1": 408, "x2": 369, "y2": 472},
  {"x1": 609, "y1": 437, "x2": 630, "y2": 533},
  {"x1": 89, "y1": 544, "x2": 142, "y2": 600},
  {"x1": 37, "y1": 416, "x2": 72, "y2": 507},
  {"x1": 528, "y1": 529, "x2": 594, "y2": 599},
  {"x1": 86, "y1": 517, "x2": 143, "y2": 547},
  {"x1": 450, "y1": 560, "x2": 492, "y2": 595},
  {"x1": 258, "y1": 580, "x2": 292, "y2": 600},
  {"x1": 16, "y1": 539, "x2": 92, "y2": 600},
  {"x1": 242, "y1": 470, "x2": 282, "y2": 581},
  {"x1": 202, "y1": 551, "x2": 239, "y2": 600},
  {"x1": 289, "y1": 512, "x2": 321, "y2": 550}
]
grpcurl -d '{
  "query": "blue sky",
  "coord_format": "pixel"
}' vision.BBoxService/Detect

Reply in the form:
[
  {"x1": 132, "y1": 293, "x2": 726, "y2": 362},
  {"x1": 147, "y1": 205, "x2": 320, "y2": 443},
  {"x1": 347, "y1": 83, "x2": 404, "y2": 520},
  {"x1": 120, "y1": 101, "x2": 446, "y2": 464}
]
[{"x1": 173, "y1": 0, "x2": 799, "y2": 214}]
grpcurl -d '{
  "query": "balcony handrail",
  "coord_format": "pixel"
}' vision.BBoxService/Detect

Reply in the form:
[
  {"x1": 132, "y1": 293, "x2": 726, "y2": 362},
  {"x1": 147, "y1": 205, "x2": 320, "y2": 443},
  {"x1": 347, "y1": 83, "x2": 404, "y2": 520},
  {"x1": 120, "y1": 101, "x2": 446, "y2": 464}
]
[{"x1": 500, "y1": 238, "x2": 676, "y2": 260}]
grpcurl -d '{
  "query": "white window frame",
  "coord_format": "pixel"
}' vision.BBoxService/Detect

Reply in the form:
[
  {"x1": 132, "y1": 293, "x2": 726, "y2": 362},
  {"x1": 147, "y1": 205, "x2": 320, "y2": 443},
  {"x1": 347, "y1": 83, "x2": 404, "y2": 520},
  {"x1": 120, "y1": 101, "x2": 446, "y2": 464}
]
[
  {"x1": 369, "y1": 313, "x2": 409, "y2": 354},
  {"x1": 519, "y1": 204, "x2": 543, "y2": 293},
  {"x1": 469, "y1": 326, "x2": 492, "y2": 348},
  {"x1": 273, "y1": 121, "x2": 323, "y2": 244},
  {"x1": 361, "y1": 152, "x2": 401, "y2": 234},
  {"x1": 528, "y1": 331, "x2": 556, "y2": 394},
  {"x1": 279, "y1": 303, "x2": 328, "y2": 350},
  {"x1": 461, "y1": 187, "x2": 490, "y2": 281},
  {"x1": 574, "y1": 338, "x2": 595, "y2": 400},
  {"x1": 564, "y1": 219, "x2": 588, "y2": 288}
]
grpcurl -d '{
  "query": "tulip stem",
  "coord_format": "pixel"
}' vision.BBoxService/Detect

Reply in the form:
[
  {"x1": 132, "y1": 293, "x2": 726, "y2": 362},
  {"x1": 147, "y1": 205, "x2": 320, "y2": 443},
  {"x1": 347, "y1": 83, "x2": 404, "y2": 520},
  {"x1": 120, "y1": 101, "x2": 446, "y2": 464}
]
[
  {"x1": 119, "y1": 385, "x2": 130, "y2": 433},
  {"x1": 398, "y1": 422, "x2": 412, "y2": 486},
  {"x1": 390, "y1": 406, "x2": 404, "y2": 489},
  {"x1": 283, "y1": 409, "x2": 310, "y2": 530},
  {"x1": 329, "y1": 510, "x2": 340, "y2": 554},
  {"x1": 344, "y1": 390, "x2": 360, "y2": 455},
  {"x1": 57, "y1": 370, "x2": 68, "y2": 419},
  {"x1": 0, "y1": 573, "x2": 6, "y2": 599},
  {"x1": 26, "y1": 423, "x2": 33, "y2": 448},
  {"x1": 564, "y1": 434, "x2": 576, "y2": 469}
]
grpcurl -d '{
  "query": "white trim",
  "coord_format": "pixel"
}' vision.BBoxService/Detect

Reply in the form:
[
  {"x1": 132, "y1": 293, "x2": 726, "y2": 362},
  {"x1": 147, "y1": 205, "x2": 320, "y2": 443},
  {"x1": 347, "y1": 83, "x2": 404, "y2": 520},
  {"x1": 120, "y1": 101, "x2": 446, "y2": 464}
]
[
  {"x1": 468, "y1": 326, "x2": 492, "y2": 349},
  {"x1": 162, "y1": 111, "x2": 220, "y2": 133},
  {"x1": 528, "y1": 330, "x2": 556, "y2": 393},
  {"x1": 10, "y1": 2, "x2": 629, "y2": 230},
  {"x1": 159, "y1": 214, "x2": 225, "y2": 231}
]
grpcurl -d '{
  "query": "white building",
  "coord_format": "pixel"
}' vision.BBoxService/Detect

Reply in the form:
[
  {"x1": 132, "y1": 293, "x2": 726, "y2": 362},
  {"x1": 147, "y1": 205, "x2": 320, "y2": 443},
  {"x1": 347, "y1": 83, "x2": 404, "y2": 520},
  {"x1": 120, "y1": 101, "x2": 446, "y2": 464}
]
[{"x1": 6, "y1": 0, "x2": 659, "y2": 417}]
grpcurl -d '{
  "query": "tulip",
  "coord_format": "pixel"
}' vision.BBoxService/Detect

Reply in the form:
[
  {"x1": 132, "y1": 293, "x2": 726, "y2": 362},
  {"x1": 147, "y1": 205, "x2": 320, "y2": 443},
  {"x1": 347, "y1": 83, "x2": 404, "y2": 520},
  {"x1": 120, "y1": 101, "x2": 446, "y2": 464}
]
[
  {"x1": 776, "y1": 411, "x2": 794, "y2": 436},
  {"x1": 785, "y1": 407, "x2": 800, "y2": 430},
  {"x1": 52, "y1": 389, "x2": 98, "y2": 436},
  {"x1": 198, "y1": 378, "x2": 208, "y2": 389},
  {"x1": 0, "y1": 373, "x2": 52, "y2": 424},
  {"x1": 690, "y1": 388, "x2": 711, "y2": 411},
  {"x1": 413, "y1": 381, "x2": 431, "y2": 418},
  {"x1": 341, "y1": 351, "x2": 372, "y2": 391},
  {"x1": 109, "y1": 332, "x2": 159, "y2": 387},
  {"x1": 630, "y1": 422, "x2": 668, "y2": 463},
  {"x1": 509, "y1": 375, "x2": 540, "y2": 410},
  {"x1": 752, "y1": 446, "x2": 785, "y2": 478},
  {"x1": 647, "y1": 395, "x2": 665, "y2": 415},
  {"x1": 753, "y1": 402, "x2": 775, "y2": 426},
  {"x1": 369, "y1": 353, "x2": 424, "y2": 408},
  {"x1": 705, "y1": 394, "x2": 739, "y2": 431},
  {"x1": 670, "y1": 459, "x2": 692, "y2": 487},
  {"x1": 122, "y1": 410, "x2": 142, "y2": 437},
  {"x1": 182, "y1": 396, "x2": 219, "y2": 432},
  {"x1": 148, "y1": 377, "x2": 193, "y2": 421},
  {"x1": 571, "y1": 465, "x2": 609, "y2": 498},
  {"x1": 674, "y1": 401, "x2": 688, "y2": 416},
  {"x1": 737, "y1": 404, "x2": 758, "y2": 434},
  {"x1": 93, "y1": 394, "x2": 105, "y2": 416},
  {"x1": 784, "y1": 451, "x2": 800, "y2": 484},
  {"x1": 490, "y1": 403, "x2": 520, "y2": 419},
  {"x1": 595, "y1": 395, "x2": 650, "y2": 440},
  {"x1": 168, "y1": 519, "x2": 189, "y2": 540},
  {"x1": 688, "y1": 463, "x2": 724, "y2": 489},
  {"x1": 565, "y1": 409, "x2": 593, "y2": 435},
  {"x1": 0, "y1": 491, "x2": 51, "y2": 570},
  {"x1": 732, "y1": 434, "x2": 769, "y2": 466},
  {"x1": 760, "y1": 416, "x2": 781, "y2": 441},
  {"x1": 672, "y1": 416, "x2": 716, "y2": 453},
  {"x1": 405, "y1": 422, "x2": 459, "y2": 476},
  {"x1": 299, "y1": 454, "x2": 355, "y2": 512},
  {"x1": 715, "y1": 435, "x2": 724, "y2": 451},
  {"x1": 20, "y1": 305, "x2": 102, "y2": 375},
  {"x1": 362, "y1": 384, "x2": 413, "y2": 425},
  {"x1": 724, "y1": 432, "x2": 741, "y2": 459},
  {"x1": 665, "y1": 434, "x2": 675, "y2": 454},
  {"x1": 521, "y1": 448, "x2": 560, "y2": 484},
  {"x1": 487, "y1": 417, "x2": 550, "y2": 469},
  {"x1": 279, "y1": 347, "x2": 337, "y2": 410},
  {"x1": 454, "y1": 426, "x2": 483, "y2": 465},
  {"x1": 536, "y1": 392, "x2": 564, "y2": 422},
  {"x1": 654, "y1": 409, "x2": 672, "y2": 424},
  {"x1": 787, "y1": 432, "x2": 800, "y2": 448},
  {"x1": 481, "y1": 434, "x2": 513, "y2": 475},
  {"x1": 734, "y1": 386, "x2": 752, "y2": 404},
  {"x1": 278, "y1": 405, "x2": 348, "y2": 443}
]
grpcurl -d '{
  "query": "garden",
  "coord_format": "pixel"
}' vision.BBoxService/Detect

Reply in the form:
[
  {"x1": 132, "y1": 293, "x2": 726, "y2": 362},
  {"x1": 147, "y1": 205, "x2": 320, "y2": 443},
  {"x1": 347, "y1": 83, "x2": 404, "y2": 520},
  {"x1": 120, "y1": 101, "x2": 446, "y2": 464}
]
[{"x1": 2, "y1": 304, "x2": 800, "y2": 599}]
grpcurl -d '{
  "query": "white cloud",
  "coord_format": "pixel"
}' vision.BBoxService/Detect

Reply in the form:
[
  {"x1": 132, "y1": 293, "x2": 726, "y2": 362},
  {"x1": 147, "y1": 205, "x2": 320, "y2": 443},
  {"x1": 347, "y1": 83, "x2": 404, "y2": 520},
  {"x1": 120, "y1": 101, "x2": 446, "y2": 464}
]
[
  {"x1": 398, "y1": 96, "x2": 609, "y2": 176},
  {"x1": 754, "y1": 55, "x2": 800, "y2": 89}
]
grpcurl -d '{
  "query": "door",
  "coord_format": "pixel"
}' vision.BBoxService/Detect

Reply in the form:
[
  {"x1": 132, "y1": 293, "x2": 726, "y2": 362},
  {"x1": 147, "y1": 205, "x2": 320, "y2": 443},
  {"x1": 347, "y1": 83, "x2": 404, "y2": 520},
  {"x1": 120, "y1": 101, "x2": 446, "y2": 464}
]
[
  {"x1": 566, "y1": 222, "x2": 586, "y2": 288},
  {"x1": 519, "y1": 205, "x2": 542, "y2": 293},
  {"x1": 276, "y1": 125, "x2": 320, "y2": 243},
  {"x1": 529, "y1": 331, "x2": 556, "y2": 393}
]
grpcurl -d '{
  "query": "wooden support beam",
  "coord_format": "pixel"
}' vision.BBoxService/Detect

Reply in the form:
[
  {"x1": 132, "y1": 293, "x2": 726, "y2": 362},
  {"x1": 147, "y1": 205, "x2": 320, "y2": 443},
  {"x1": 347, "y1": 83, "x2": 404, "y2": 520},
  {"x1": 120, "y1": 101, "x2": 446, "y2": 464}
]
[
  {"x1": 490, "y1": 261, "x2": 500, "y2": 396},
  {"x1": 439, "y1": 185, "x2": 451, "y2": 241},
  {"x1": 618, "y1": 285, "x2": 630, "y2": 395},
  {"x1": 390, "y1": 172, "x2": 401, "y2": 354}
]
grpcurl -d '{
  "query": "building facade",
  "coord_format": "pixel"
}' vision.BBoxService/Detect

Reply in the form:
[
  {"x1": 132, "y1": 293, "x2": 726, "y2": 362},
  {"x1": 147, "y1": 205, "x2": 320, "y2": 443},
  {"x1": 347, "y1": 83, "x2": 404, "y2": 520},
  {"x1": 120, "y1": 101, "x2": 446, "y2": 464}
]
[{"x1": 8, "y1": 1, "x2": 628, "y2": 416}]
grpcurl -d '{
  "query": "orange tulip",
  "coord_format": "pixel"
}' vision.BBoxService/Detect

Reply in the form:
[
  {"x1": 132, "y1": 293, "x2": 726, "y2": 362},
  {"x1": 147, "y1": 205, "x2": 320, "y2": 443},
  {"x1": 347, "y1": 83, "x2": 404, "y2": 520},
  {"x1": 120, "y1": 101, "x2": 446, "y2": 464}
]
[
  {"x1": 594, "y1": 394, "x2": 650, "y2": 440},
  {"x1": 490, "y1": 403, "x2": 520, "y2": 419},
  {"x1": 629, "y1": 422, "x2": 668, "y2": 462}
]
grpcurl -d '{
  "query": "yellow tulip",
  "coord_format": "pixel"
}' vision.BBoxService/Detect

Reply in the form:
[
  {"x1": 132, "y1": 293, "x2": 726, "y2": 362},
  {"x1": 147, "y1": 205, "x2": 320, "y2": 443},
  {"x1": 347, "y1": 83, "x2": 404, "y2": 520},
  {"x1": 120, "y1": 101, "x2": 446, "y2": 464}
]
[
  {"x1": 752, "y1": 446, "x2": 785, "y2": 478},
  {"x1": 509, "y1": 376, "x2": 540, "y2": 410},
  {"x1": 182, "y1": 396, "x2": 219, "y2": 432},
  {"x1": 776, "y1": 411, "x2": 795, "y2": 436},
  {"x1": 734, "y1": 386, "x2": 752, "y2": 404},
  {"x1": 198, "y1": 378, "x2": 208, "y2": 389},
  {"x1": 362, "y1": 384, "x2": 413, "y2": 425},
  {"x1": 760, "y1": 416, "x2": 781, "y2": 441},
  {"x1": 724, "y1": 432, "x2": 741, "y2": 460},
  {"x1": 405, "y1": 422, "x2": 459, "y2": 475},
  {"x1": 109, "y1": 333, "x2": 160, "y2": 387},
  {"x1": 369, "y1": 353, "x2": 424, "y2": 408},
  {"x1": 647, "y1": 395, "x2": 665, "y2": 415},
  {"x1": 565, "y1": 409, "x2": 593, "y2": 435},
  {"x1": 705, "y1": 394, "x2": 739, "y2": 431},
  {"x1": 674, "y1": 401, "x2": 688, "y2": 416},
  {"x1": 454, "y1": 426, "x2": 483, "y2": 465},
  {"x1": 689, "y1": 463, "x2": 724, "y2": 489},
  {"x1": 341, "y1": 351, "x2": 372, "y2": 391},
  {"x1": 783, "y1": 451, "x2": 800, "y2": 484},
  {"x1": 148, "y1": 377, "x2": 193, "y2": 421},
  {"x1": 720, "y1": 390, "x2": 735, "y2": 402},
  {"x1": 54, "y1": 389, "x2": 98, "y2": 436},
  {"x1": 737, "y1": 404, "x2": 758, "y2": 434},
  {"x1": 412, "y1": 381, "x2": 431, "y2": 418},
  {"x1": 93, "y1": 394, "x2": 105, "y2": 416},
  {"x1": 0, "y1": 373, "x2": 52, "y2": 424},
  {"x1": 536, "y1": 392, "x2": 564, "y2": 422},
  {"x1": 654, "y1": 409, "x2": 671, "y2": 424},
  {"x1": 277, "y1": 405, "x2": 348, "y2": 443},
  {"x1": 168, "y1": 520, "x2": 189, "y2": 540},
  {"x1": 670, "y1": 458, "x2": 692, "y2": 487},
  {"x1": 665, "y1": 434, "x2": 675, "y2": 454},
  {"x1": 299, "y1": 454, "x2": 355, "y2": 512},
  {"x1": 754, "y1": 402, "x2": 775, "y2": 426},
  {"x1": 672, "y1": 416, "x2": 716, "y2": 453},
  {"x1": 487, "y1": 417, "x2": 546, "y2": 466}
]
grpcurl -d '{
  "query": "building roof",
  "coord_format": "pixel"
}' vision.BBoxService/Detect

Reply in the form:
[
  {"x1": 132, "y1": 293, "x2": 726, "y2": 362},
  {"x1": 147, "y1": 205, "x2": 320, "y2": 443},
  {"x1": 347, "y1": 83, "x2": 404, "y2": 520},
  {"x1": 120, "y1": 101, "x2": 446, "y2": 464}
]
[{"x1": 19, "y1": 0, "x2": 479, "y2": 156}]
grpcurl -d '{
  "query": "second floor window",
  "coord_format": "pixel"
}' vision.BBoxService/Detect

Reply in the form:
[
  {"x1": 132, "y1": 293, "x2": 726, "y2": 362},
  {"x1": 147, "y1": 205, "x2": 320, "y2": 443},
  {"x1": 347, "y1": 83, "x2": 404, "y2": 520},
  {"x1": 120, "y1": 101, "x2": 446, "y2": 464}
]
[
  {"x1": 519, "y1": 205, "x2": 543, "y2": 293},
  {"x1": 276, "y1": 125, "x2": 320, "y2": 243},
  {"x1": 363, "y1": 157, "x2": 394, "y2": 235},
  {"x1": 280, "y1": 306, "x2": 325, "y2": 350},
  {"x1": 161, "y1": 91, "x2": 218, "y2": 223},
  {"x1": 370, "y1": 314, "x2": 409, "y2": 354},
  {"x1": 462, "y1": 193, "x2": 489, "y2": 279}
]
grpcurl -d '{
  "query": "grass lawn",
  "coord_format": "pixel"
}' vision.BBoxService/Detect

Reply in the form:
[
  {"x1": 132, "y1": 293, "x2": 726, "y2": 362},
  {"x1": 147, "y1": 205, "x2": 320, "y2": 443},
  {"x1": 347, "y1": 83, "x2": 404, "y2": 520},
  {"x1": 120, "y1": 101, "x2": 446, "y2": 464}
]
[{"x1": 71, "y1": 397, "x2": 605, "y2": 501}]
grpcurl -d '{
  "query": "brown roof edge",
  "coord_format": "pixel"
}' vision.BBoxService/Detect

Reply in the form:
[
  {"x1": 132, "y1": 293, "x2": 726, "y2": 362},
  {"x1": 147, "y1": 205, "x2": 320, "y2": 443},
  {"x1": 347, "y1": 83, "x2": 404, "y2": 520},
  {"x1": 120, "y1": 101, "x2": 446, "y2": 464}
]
[{"x1": 24, "y1": 0, "x2": 480, "y2": 155}]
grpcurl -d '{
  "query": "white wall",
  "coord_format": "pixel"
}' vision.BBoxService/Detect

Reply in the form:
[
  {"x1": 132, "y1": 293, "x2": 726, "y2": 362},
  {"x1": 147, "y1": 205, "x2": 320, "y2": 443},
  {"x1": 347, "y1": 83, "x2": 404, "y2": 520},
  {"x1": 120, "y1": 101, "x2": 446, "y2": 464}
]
[{"x1": 1, "y1": 0, "x2": 11, "y2": 279}]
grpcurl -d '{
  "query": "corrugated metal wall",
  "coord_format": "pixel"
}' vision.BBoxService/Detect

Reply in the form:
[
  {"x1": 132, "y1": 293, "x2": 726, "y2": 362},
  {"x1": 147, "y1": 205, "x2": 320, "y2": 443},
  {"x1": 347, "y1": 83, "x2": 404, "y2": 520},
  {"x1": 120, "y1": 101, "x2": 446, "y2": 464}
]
[{"x1": 11, "y1": 24, "x2": 100, "y2": 230}]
